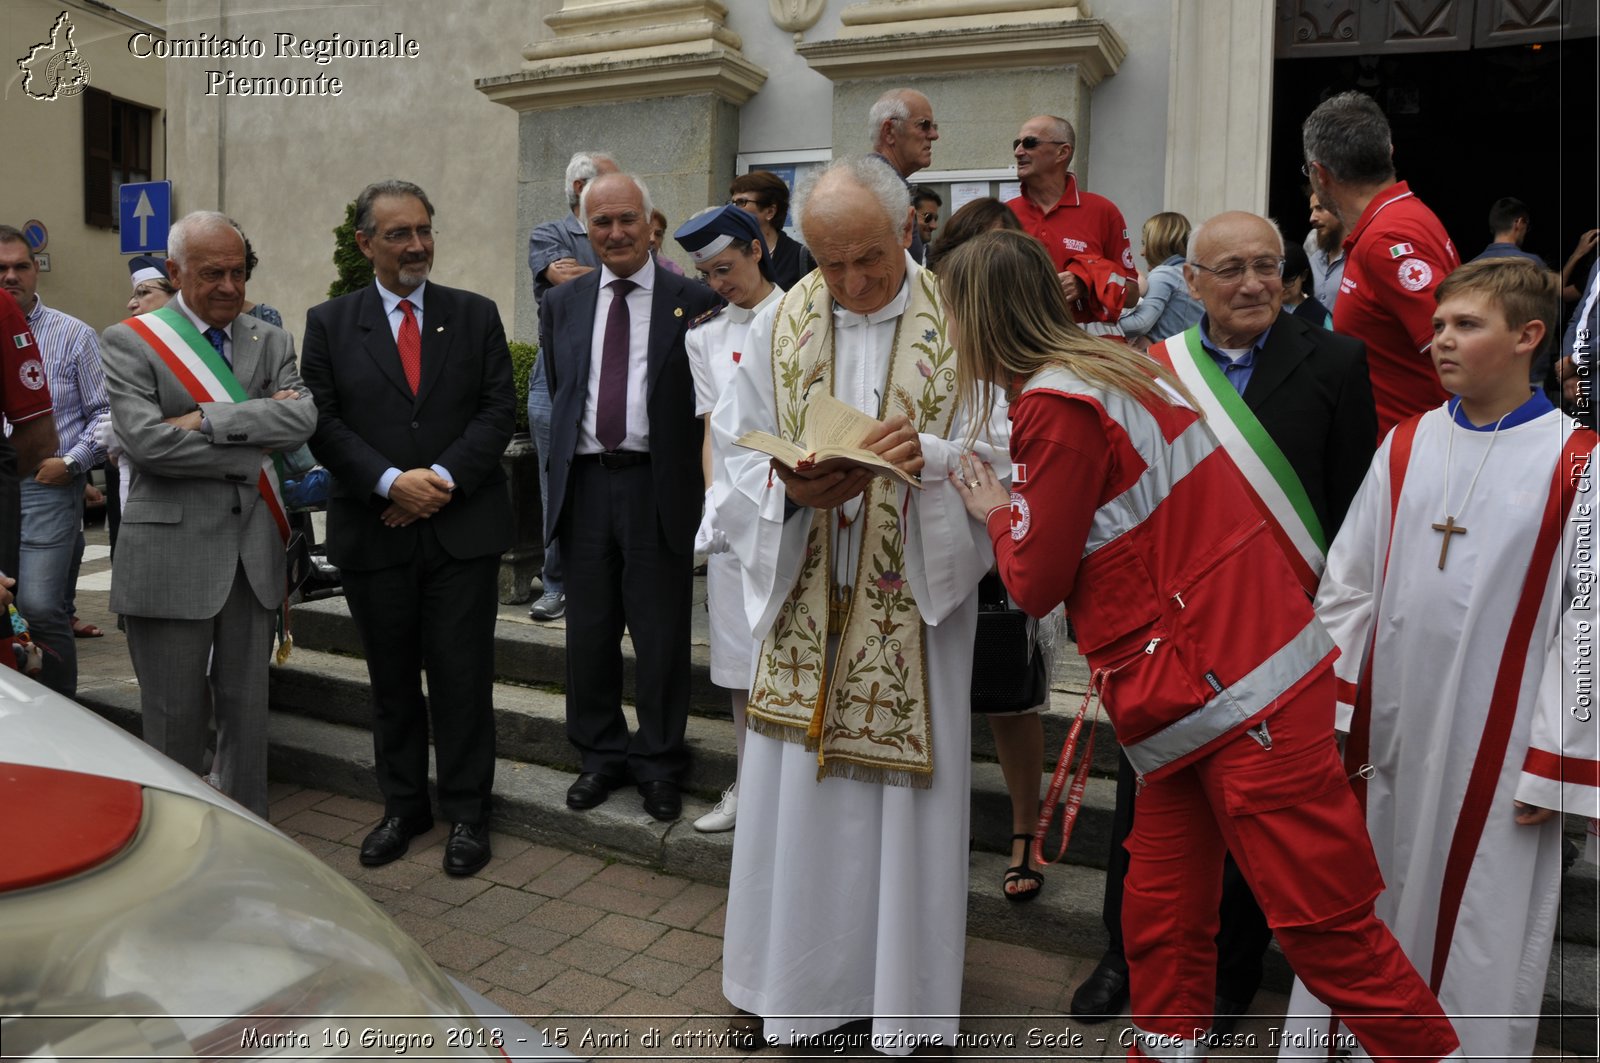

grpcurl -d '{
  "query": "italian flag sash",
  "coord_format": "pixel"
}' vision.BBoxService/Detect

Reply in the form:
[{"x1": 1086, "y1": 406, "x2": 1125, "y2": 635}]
[
  {"x1": 123, "y1": 306, "x2": 291, "y2": 543},
  {"x1": 1149, "y1": 328, "x2": 1325, "y2": 593}
]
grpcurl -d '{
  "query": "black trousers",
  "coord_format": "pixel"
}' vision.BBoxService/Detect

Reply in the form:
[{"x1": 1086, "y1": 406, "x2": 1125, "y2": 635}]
[
  {"x1": 341, "y1": 522, "x2": 499, "y2": 825},
  {"x1": 1101, "y1": 751, "x2": 1273, "y2": 1004},
  {"x1": 558, "y1": 459, "x2": 692, "y2": 784}
]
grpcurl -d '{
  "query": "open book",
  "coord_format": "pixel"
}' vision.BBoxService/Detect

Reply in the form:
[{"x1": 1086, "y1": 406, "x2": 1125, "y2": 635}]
[{"x1": 735, "y1": 393, "x2": 922, "y2": 488}]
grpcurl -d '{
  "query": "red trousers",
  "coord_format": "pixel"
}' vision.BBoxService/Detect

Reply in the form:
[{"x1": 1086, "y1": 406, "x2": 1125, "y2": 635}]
[{"x1": 1121, "y1": 670, "x2": 1459, "y2": 1062}]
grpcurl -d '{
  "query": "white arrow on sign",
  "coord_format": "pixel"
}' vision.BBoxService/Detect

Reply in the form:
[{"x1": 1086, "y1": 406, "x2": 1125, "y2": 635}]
[{"x1": 133, "y1": 190, "x2": 155, "y2": 246}]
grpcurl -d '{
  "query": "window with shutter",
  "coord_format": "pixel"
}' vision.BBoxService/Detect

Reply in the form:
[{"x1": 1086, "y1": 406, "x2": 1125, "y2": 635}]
[
  {"x1": 82, "y1": 88, "x2": 156, "y2": 230},
  {"x1": 82, "y1": 87, "x2": 112, "y2": 228}
]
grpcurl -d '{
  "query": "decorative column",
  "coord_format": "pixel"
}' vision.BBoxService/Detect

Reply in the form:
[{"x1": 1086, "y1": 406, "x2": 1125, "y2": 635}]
[
  {"x1": 795, "y1": 0, "x2": 1125, "y2": 181},
  {"x1": 476, "y1": 0, "x2": 768, "y2": 340},
  {"x1": 1163, "y1": 0, "x2": 1276, "y2": 219}
]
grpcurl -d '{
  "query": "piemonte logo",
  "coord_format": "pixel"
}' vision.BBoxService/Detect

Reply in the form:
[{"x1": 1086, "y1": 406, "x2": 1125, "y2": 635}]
[{"x1": 18, "y1": 11, "x2": 92, "y2": 101}]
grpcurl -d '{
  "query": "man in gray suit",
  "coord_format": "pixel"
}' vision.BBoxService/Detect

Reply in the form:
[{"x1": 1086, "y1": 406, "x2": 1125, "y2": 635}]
[{"x1": 101, "y1": 211, "x2": 316, "y2": 818}]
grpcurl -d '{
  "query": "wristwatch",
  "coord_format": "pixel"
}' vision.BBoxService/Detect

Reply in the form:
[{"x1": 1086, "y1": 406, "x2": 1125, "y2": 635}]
[{"x1": 63, "y1": 457, "x2": 81, "y2": 476}]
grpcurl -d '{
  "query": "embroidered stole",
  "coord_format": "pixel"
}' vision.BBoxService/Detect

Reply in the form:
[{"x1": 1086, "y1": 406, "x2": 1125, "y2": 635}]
[
  {"x1": 747, "y1": 268, "x2": 959, "y2": 788},
  {"x1": 124, "y1": 306, "x2": 291, "y2": 542},
  {"x1": 1149, "y1": 328, "x2": 1326, "y2": 593}
]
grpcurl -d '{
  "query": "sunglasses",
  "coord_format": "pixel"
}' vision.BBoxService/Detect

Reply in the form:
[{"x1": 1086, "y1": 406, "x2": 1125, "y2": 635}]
[
  {"x1": 1013, "y1": 136, "x2": 1068, "y2": 151},
  {"x1": 918, "y1": 211, "x2": 939, "y2": 224}
]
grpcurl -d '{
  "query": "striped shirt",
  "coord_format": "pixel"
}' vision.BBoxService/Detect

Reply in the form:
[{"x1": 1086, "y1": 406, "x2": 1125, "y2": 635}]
[{"x1": 25, "y1": 296, "x2": 108, "y2": 469}]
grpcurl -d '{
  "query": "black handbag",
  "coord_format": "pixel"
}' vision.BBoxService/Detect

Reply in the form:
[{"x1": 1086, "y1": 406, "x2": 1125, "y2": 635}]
[{"x1": 970, "y1": 572, "x2": 1048, "y2": 713}]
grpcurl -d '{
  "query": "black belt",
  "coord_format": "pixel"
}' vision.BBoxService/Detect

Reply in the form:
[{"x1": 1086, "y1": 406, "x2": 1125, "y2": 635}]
[{"x1": 575, "y1": 450, "x2": 651, "y2": 469}]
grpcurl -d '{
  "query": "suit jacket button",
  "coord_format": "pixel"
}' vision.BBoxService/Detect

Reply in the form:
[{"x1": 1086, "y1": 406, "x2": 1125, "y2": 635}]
[
  {"x1": 411, "y1": 421, "x2": 420, "y2": 429},
  {"x1": 228, "y1": 433, "x2": 246, "y2": 442},
  {"x1": 232, "y1": 505, "x2": 242, "y2": 514}
]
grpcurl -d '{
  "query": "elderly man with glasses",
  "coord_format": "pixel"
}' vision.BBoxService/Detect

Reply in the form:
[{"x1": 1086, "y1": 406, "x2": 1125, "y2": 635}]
[
  {"x1": 867, "y1": 88, "x2": 939, "y2": 262},
  {"x1": 1005, "y1": 114, "x2": 1139, "y2": 335},
  {"x1": 1069, "y1": 210, "x2": 1379, "y2": 1033}
]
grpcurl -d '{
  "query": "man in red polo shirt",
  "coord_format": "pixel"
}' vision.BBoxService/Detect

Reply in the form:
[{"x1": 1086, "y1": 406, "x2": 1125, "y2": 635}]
[
  {"x1": 1303, "y1": 90, "x2": 1459, "y2": 438},
  {"x1": 1006, "y1": 114, "x2": 1137, "y2": 337}
]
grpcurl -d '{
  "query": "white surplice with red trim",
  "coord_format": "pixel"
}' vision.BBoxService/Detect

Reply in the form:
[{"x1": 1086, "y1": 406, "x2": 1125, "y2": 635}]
[{"x1": 1281, "y1": 401, "x2": 1598, "y2": 1061}]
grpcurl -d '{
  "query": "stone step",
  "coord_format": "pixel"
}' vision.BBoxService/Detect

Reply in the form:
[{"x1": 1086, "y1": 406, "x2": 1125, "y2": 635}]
[
  {"x1": 264, "y1": 647, "x2": 1122, "y2": 868},
  {"x1": 69, "y1": 676, "x2": 1600, "y2": 1055},
  {"x1": 288, "y1": 595, "x2": 1127, "y2": 777}
]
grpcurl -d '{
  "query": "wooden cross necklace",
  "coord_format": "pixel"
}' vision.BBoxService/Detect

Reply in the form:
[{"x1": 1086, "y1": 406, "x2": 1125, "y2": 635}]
[{"x1": 1434, "y1": 406, "x2": 1511, "y2": 569}]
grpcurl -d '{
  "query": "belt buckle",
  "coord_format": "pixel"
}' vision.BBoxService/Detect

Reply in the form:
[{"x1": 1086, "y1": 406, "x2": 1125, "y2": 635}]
[{"x1": 598, "y1": 450, "x2": 622, "y2": 470}]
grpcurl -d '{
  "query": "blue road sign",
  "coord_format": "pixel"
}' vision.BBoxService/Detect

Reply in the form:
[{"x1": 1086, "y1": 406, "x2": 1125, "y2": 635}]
[{"x1": 119, "y1": 181, "x2": 171, "y2": 254}]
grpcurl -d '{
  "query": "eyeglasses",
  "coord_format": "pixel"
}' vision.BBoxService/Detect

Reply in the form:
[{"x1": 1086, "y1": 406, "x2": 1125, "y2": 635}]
[
  {"x1": 918, "y1": 211, "x2": 939, "y2": 224},
  {"x1": 1189, "y1": 256, "x2": 1286, "y2": 283},
  {"x1": 378, "y1": 226, "x2": 434, "y2": 245},
  {"x1": 906, "y1": 118, "x2": 938, "y2": 134},
  {"x1": 1013, "y1": 136, "x2": 1068, "y2": 151},
  {"x1": 730, "y1": 196, "x2": 764, "y2": 209}
]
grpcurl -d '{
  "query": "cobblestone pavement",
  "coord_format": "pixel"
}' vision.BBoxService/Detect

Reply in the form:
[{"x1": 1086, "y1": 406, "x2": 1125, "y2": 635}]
[{"x1": 265, "y1": 784, "x2": 1309, "y2": 1061}]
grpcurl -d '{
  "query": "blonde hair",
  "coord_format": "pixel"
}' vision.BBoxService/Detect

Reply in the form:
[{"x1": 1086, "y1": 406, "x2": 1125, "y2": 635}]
[
  {"x1": 1141, "y1": 211, "x2": 1192, "y2": 266},
  {"x1": 1435, "y1": 257, "x2": 1561, "y2": 339},
  {"x1": 938, "y1": 230, "x2": 1194, "y2": 440}
]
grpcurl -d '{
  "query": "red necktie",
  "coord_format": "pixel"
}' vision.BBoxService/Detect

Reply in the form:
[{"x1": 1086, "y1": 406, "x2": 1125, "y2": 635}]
[
  {"x1": 596, "y1": 279, "x2": 636, "y2": 451},
  {"x1": 398, "y1": 298, "x2": 421, "y2": 394}
]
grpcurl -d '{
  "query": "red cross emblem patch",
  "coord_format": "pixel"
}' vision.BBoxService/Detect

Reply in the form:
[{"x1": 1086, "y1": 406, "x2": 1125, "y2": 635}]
[
  {"x1": 19, "y1": 358, "x2": 45, "y2": 390},
  {"x1": 1398, "y1": 257, "x2": 1433, "y2": 292}
]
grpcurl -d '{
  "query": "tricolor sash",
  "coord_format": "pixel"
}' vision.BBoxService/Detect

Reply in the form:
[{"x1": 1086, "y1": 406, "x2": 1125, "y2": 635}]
[
  {"x1": 1149, "y1": 328, "x2": 1326, "y2": 593},
  {"x1": 124, "y1": 306, "x2": 291, "y2": 543},
  {"x1": 746, "y1": 267, "x2": 960, "y2": 787}
]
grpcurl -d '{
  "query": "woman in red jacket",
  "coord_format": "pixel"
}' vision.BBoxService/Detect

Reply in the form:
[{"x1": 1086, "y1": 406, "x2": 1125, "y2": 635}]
[{"x1": 940, "y1": 230, "x2": 1459, "y2": 1062}]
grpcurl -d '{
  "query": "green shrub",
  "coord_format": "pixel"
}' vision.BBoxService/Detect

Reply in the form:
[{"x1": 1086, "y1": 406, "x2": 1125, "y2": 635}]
[
  {"x1": 509, "y1": 341, "x2": 538, "y2": 434},
  {"x1": 327, "y1": 201, "x2": 374, "y2": 299}
]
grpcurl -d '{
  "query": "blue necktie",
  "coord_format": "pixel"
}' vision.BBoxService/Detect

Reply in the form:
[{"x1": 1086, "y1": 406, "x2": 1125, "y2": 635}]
[{"x1": 204, "y1": 326, "x2": 229, "y2": 367}]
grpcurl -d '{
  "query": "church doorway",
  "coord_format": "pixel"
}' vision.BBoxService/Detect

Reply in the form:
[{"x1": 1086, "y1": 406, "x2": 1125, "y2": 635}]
[{"x1": 1268, "y1": 6, "x2": 1597, "y2": 274}]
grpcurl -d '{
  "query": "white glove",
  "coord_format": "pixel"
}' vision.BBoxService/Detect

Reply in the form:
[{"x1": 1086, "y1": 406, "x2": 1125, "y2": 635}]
[
  {"x1": 95, "y1": 412, "x2": 123, "y2": 460},
  {"x1": 694, "y1": 487, "x2": 729, "y2": 556}
]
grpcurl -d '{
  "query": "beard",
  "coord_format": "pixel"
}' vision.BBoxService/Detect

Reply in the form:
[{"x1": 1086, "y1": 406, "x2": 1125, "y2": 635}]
[
  {"x1": 397, "y1": 259, "x2": 431, "y2": 287},
  {"x1": 1315, "y1": 224, "x2": 1345, "y2": 256}
]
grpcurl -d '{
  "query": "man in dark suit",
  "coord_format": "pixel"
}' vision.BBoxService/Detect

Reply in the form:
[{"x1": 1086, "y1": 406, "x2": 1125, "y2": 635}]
[
  {"x1": 1071, "y1": 210, "x2": 1376, "y2": 1031},
  {"x1": 541, "y1": 172, "x2": 719, "y2": 821},
  {"x1": 301, "y1": 180, "x2": 514, "y2": 877}
]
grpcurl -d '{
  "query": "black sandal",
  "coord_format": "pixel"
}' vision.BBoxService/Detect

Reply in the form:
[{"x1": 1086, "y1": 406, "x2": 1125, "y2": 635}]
[{"x1": 1003, "y1": 832, "x2": 1043, "y2": 902}]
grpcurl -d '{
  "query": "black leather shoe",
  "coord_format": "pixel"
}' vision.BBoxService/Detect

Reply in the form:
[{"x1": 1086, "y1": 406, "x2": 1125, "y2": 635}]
[
  {"x1": 443, "y1": 822, "x2": 492, "y2": 877},
  {"x1": 1069, "y1": 957, "x2": 1129, "y2": 1023},
  {"x1": 359, "y1": 814, "x2": 433, "y2": 867},
  {"x1": 566, "y1": 772, "x2": 622, "y2": 810},
  {"x1": 638, "y1": 779, "x2": 681, "y2": 821},
  {"x1": 1209, "y1": 995, "x2": 1249, "y2": 1037}
]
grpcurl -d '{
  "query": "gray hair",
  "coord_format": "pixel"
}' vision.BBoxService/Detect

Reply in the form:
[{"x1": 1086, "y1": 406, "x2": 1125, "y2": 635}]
[
  {"x1": 1044, "y1": 115, "x2": 1076, "y2": 148},
  {"x1": 1187, "y1": 212, "x2": 1286, "y2": 264},
  {"x1": 1302, "y1": 90, "x2": 1394, "y2": 186},
  {"x1": 354, "y1": 180, "x2": 435, "y2": 236},
  {"x1": 577, "y1": 173, "x2": 654, "y2": 233},
  {"x1": 867, "y1": 89, "x2": 914, "y2": 150},
  {"x1": 794, "y1": 155, "x2": 912, "y2": 240},
  {"x1": 169, "y1": 211, "x2": 241, "y2": 264},
  {"x1": 565, "y1": 151, "x2": 618, "y2": 208}
]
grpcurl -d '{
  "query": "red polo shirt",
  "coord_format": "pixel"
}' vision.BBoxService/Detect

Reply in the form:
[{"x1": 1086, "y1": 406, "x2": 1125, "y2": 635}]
[
  {"x1": 1332, "y1": 181, "x2": 1458, "y2": 438},
  {"x1": 1007, "y1": 175, "x2": 1135, "y2": 324},
  {"x1": 0, "y1": 295, "x2": 53, "y2": 427}
]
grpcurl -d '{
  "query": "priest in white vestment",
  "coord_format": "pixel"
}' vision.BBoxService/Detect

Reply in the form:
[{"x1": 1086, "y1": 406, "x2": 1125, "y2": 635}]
[
  {"x1": 711, "y1": 157, "x2": 1008, "y2": 1054},
  {"x1": 1282, "y1": 263, "x2": 1599, "y2": 1060}
]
